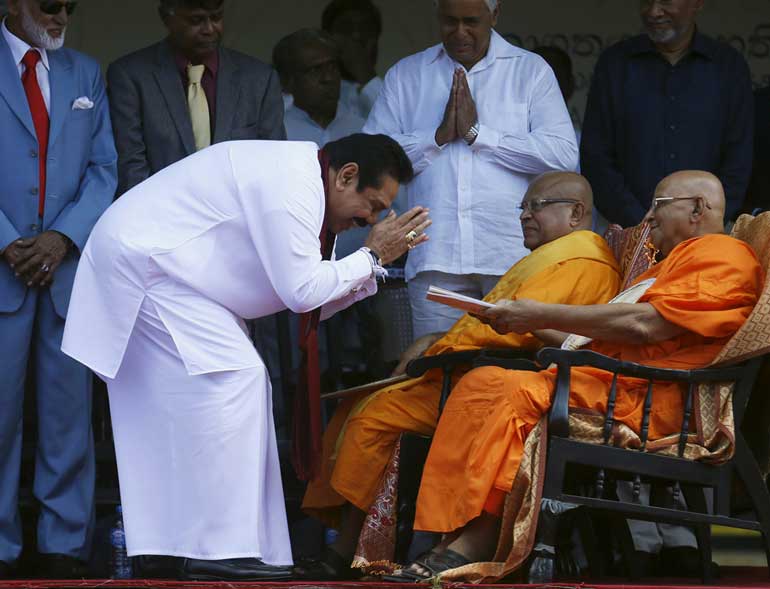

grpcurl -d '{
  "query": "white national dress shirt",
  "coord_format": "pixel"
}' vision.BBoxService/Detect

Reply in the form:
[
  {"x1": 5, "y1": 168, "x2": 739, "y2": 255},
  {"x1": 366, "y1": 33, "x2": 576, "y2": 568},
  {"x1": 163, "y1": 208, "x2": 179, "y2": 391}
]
[
  {"x1": 340, "y1": 77, "x2": 383, "y2": 119},
  {"x1": 284, "y1": 101, "x2": 367, "y2": 258},
  {"x1": 363, "y1": 31, "x2": 578, "y2": 280},
  {"x1": 62, "y1": 141, "x2": 378, "y2": 379},
  {"x1": 284, "y1": 101, "x2": 365, "y2": 149},
  {"x1": 1, "y1": 18, "x2": 51, "y2": 112}
]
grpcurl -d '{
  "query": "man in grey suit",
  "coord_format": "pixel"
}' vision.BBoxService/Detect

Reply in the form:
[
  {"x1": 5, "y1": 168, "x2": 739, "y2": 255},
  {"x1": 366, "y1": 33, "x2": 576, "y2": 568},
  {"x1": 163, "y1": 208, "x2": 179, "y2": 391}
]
[{"x1": 107, "y1": 0, "x2": 285, "y2": 196}]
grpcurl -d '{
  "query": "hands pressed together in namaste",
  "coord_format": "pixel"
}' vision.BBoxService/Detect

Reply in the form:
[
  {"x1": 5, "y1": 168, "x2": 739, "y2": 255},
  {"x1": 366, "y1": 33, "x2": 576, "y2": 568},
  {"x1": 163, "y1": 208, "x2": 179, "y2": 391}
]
[
  {"x1": 364, "y1": 206, "x2": 432, "y2": 265},
  {"x1": 1, "y1": 231, "x2": 71, "y2": 288},
  {"x1": 435, "y1": 68, "x2": 479, "y2": 146}
]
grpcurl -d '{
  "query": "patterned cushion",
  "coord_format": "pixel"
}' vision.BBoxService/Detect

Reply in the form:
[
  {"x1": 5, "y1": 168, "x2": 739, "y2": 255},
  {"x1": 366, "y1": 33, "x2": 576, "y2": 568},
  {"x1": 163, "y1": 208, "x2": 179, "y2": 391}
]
[
  {"x1": 711, "y1": 213, "x2": 770, "y2": 366},
  {"x1": 603, "y1": 223, "x2": 656, "y2": 290}
]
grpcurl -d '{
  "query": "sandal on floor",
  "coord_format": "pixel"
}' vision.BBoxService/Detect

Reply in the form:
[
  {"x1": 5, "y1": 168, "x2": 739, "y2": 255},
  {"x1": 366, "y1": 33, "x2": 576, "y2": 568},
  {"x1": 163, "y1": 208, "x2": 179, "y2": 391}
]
[
  {"x1": 294, "y1": 548, "x2": 361, "y2": 581},
  {"x1": 383, "y1": 549, "x2": 471, "y2": 583}
]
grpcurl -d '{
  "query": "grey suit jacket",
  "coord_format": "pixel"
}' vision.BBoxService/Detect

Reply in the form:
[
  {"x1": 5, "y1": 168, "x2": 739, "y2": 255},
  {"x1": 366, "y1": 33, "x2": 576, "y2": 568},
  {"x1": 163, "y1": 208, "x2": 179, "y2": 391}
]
[{"x1": 107, "y1": 40, "x2": 285, "y2": 196}]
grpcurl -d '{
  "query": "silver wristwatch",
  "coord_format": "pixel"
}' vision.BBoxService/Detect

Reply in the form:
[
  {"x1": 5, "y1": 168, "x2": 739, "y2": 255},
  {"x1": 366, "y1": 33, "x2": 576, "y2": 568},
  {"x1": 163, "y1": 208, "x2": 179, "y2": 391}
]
[
  {"x1": 464, "y1": 122, "x2": 479, "y2": 145},
  {"x1": 361, "y1": 246, "x2": 387, "y2": 280}
]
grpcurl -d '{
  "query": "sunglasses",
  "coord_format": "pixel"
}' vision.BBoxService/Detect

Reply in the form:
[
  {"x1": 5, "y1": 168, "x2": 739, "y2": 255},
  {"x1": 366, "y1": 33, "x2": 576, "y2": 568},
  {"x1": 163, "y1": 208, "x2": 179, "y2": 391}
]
[{"x1": 39, "y1": 0, "x2": 78, "y2": 16}]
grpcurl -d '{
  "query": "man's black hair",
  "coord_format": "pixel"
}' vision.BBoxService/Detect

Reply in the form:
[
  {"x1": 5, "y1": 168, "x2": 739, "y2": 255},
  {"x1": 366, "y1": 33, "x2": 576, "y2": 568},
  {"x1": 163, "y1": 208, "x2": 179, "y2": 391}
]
[
  {"x1": 324, "y1": 134, "x2": 413, "y2": 190},
  {"x1": 321, "y1": 0, "x2": 382, "y2": 37},
  {"x1": 159, "y1": 0, "x2": 224, "y2": 17}
]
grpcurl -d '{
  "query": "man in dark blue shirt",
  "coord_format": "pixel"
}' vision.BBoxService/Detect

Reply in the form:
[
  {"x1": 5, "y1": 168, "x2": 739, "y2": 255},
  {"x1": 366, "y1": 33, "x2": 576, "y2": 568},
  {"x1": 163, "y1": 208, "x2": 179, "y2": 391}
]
[
  {"x1": 581, "y1": 0, "x2": 754, "y2": 227},
  {"x1": 746, "y1": 85, "x2": 770, "y2": 214}
]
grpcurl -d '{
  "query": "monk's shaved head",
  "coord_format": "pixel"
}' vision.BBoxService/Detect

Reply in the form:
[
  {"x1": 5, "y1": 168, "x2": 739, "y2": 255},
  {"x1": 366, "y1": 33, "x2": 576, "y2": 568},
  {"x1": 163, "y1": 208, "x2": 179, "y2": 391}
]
[
  {"x1": 528, "y1": 171, "x2": 594, "y2": 212},
  {"x1": 520, "y1": 172, "x2": 594, "y2": 250},
  {"x1": 646, "y1": 170, "x2": 726, "y2": 257}
]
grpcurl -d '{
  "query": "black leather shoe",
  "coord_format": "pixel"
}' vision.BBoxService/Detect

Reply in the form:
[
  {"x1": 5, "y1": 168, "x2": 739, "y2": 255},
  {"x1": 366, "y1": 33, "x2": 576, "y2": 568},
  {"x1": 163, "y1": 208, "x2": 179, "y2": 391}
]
[
  {"x1": 622, "y1": 550, "x2": 657, "y2": 579},
  {"x1": 135, "y1": 555, "x2": 182, "y2": 578},
  {"x1": 38, "y1": 554, "x2": 89, "y2": 579},
  {"x1": 294, "y1": 548, "x2": 360, "y2": 581},
  {"x1": 178, "y1": 557, "x2": 293, "y2": 581},
  {"x1": 0, "y1": 560, "x2": 12, "y2": 578},
  {"x1": 659, "y1": 546, "x2": 720, "y2": 579}
]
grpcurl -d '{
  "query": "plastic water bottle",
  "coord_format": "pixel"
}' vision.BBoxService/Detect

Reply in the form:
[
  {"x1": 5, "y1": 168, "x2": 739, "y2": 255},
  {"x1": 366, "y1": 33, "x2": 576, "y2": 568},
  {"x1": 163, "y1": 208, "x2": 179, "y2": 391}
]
[
  {"x1": 110, "y1": 505, "x2": 133, "y2": 579},
  {"x1": 325, "y1": 527, "x2": 340, "y2": 546}
]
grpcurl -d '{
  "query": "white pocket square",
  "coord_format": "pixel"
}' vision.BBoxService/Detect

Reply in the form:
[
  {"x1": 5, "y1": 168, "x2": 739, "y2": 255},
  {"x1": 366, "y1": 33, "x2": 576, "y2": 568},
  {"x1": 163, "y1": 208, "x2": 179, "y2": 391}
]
[{"x1": 72, "y1": 96, "x2": 94, "y2": 110}]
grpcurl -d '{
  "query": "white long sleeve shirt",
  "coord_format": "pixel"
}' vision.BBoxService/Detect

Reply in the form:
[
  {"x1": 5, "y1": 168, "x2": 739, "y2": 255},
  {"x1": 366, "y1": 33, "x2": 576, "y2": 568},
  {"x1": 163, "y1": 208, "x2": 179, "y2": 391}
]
[
  {"x1": 340, "y1": 77, "x2": 383, "y2": 119},
  {"x1": 363, "y1": 31, "x2": 578, "y2": 280},
  {"x1": 283, "y1": 101, "x2": 365, "y2": 149},
  {"x1": 62, "y1": 141, "x2": 378, "y2": 378}
]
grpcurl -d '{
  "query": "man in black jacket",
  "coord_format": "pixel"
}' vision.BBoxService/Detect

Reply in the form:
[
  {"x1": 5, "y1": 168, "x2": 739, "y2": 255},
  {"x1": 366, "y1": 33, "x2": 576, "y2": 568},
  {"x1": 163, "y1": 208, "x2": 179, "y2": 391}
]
[{"x1": 107, "y1": 0, "x2": 285, "y2": 196}]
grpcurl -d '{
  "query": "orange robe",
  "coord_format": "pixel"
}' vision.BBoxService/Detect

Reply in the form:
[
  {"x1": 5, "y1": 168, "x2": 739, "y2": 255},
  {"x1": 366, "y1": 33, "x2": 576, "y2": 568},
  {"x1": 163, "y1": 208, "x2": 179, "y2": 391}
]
[
  {"x1": 414, "y1": 233, "x2": 763, "y2": 533},
  {"x1": 303, "y1": 230, "x2": 622, "y2": 525}
]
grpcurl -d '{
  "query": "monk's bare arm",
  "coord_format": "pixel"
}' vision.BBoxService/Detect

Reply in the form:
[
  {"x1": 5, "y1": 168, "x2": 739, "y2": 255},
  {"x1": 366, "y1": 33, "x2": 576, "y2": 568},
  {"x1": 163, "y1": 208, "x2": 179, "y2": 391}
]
[
  {"x1": 484, "y1": 299, "x2": 688, "y2": 345},
  {"x1": 391, "y1": 332, "x2": 446, "y2": 376},
  {"x1": 531, "y1": 329, "x2": 570, "y2": 346}
]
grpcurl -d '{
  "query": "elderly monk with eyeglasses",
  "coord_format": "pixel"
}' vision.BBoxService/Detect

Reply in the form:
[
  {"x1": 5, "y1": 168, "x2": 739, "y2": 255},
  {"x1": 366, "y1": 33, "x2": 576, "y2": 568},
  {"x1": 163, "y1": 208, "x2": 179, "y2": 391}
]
[
  {"x1": 301, "y1": 171, "x2": 623, "y2": 577},
  {"x1": 393, "y1": 170, "x2": 762, "y2": 580}
]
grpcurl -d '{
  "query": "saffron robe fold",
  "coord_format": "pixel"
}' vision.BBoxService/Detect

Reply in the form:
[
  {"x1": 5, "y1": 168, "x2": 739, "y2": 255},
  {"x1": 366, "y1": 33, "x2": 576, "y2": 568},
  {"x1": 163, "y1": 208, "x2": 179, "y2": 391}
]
[
  {"x1": 303, "y1": 230, "x2": 622, "y2": 524},
  {"x1": 414, "y1": 233, "x2": 763, "y2": 534}
]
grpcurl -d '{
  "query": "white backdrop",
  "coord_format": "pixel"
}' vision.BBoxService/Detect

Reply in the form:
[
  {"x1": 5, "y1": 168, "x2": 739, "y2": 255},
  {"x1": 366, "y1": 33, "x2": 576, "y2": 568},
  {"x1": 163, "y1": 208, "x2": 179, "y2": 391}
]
[{"x1": 2, "y1": 0, "x2": 769, "y2": 125}]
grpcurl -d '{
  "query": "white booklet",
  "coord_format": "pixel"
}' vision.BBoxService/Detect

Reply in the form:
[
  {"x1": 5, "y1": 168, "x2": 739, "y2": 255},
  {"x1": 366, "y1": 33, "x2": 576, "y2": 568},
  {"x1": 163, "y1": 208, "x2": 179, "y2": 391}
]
[{"x1": 426, "y1": 285, "x2": 496, "y2": 315}]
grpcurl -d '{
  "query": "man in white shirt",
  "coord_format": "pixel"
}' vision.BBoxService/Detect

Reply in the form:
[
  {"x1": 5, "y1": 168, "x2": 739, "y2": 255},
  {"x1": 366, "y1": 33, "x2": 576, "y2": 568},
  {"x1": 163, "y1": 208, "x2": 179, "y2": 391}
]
[
  {"x1": 274, "y1": 29, "x2": 365, "y2": 166},
  {"x1": 364, "y1": 0, "x2": 578, "y2": 338},
  {"x1": 61, "y1": 134, "x2": 430, "y2": 582}
]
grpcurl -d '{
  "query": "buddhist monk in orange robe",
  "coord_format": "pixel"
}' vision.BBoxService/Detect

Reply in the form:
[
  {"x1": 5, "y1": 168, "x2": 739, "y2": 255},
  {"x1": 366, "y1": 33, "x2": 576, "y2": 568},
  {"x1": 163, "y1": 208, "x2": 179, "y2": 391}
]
[
  {"x1": 300, "y1": 172, "x2": 622, "y2": 575},
  {"x1": 401, "y1": 171, "x2": 763, "y2": 579}
]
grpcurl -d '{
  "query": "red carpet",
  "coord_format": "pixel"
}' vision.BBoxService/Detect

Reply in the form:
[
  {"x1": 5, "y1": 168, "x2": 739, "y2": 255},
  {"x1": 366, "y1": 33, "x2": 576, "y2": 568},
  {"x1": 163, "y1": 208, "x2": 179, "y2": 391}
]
[{"x1": 1, "y1": 573, "x2": 769, "y2": 589}]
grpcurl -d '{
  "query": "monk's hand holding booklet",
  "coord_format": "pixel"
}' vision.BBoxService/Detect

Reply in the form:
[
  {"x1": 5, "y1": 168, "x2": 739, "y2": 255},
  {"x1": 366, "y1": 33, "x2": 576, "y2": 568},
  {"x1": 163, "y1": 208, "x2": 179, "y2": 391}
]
[{"x1": 426, "y1": 285, "x2": 496, "y2": 315}]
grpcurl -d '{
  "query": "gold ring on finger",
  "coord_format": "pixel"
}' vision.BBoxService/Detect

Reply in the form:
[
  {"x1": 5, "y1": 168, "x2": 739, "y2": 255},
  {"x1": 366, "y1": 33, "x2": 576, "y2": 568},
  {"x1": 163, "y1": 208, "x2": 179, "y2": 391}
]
[{"x1": 405, "y1": 230, "x2": 419, "y2": 244}]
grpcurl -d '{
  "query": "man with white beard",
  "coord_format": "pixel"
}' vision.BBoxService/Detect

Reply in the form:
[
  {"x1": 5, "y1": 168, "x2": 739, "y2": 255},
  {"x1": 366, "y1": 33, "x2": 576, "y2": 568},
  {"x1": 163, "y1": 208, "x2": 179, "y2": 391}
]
[{"x1": 0, "y1": 0, "x2": 117, "y2": 579}]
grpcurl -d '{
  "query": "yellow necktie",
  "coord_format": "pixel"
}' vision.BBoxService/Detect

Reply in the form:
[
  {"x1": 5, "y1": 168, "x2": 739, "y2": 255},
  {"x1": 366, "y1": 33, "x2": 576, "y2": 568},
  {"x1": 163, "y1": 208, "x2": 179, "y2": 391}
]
[{"x1": 186, "y1": 64, "x2": 211, "y2": 151}]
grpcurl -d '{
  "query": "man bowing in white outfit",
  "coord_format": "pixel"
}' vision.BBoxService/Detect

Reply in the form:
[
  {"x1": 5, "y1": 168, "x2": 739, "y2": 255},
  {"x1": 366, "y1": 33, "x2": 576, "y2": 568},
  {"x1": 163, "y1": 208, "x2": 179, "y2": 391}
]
[{"x1": 61, "y1": 134, "x2": 429, "y2": 582}]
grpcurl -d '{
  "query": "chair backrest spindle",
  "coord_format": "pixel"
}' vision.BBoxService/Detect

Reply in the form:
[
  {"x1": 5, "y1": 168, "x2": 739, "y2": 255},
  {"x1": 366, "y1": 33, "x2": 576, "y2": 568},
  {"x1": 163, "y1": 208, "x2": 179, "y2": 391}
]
[
  {"x1": 678, "y1": 382, "x2": 696, "y2": 458},
  {"x1": 639, "y1": 380, "x2": 655, "y2": 452}
]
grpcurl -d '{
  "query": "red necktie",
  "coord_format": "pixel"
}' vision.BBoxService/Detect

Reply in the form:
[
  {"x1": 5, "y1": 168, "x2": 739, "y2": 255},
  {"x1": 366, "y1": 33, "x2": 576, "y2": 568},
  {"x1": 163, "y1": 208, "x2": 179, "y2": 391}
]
[
  {"x1": 21, "y1": 50, "x2": 49, "y2": 217},
  {"x1": 291, "y1": 150, "x2": 336, "y2": 481}
]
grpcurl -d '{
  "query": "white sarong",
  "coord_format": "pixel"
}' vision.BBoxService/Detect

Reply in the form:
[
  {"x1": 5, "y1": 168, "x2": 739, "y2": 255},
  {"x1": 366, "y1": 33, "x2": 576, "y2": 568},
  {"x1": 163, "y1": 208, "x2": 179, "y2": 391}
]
[{"x1": 106, "y1": 289, "x2": 292, "y2": 564}]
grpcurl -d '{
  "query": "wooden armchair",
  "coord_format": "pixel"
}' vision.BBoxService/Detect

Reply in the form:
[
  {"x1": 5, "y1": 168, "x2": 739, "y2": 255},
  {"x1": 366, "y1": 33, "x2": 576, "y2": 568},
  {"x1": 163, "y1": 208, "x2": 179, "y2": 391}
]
[{"x1": 529, "y1": 213, "x2": 770, "y2": 583}]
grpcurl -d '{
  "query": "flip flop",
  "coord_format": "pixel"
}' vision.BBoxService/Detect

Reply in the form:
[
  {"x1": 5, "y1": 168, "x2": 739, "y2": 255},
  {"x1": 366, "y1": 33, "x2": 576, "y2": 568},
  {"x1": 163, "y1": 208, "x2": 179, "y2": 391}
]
[{"x1": 382, "y1": 549, "x2": 471, "y2": 583}]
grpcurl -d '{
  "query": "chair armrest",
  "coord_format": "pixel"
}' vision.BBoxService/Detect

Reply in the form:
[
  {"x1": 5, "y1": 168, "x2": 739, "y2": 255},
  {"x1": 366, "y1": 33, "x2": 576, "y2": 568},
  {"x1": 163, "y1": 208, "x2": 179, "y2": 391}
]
[
  {"x1": 537, "y1": 348, "x2": 744, "y2": 382},
  {"x1": 405, "y1": 348, "x2": 536, "y2": 378},
  {"x1": 537, "y1": 347, "x2": 746, "y2": 438}
]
